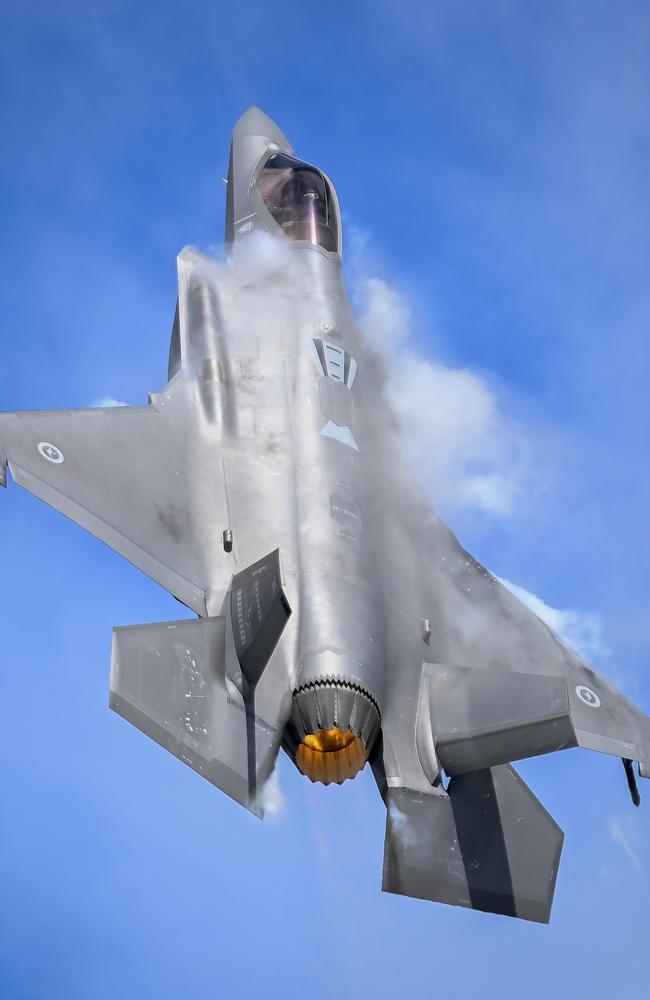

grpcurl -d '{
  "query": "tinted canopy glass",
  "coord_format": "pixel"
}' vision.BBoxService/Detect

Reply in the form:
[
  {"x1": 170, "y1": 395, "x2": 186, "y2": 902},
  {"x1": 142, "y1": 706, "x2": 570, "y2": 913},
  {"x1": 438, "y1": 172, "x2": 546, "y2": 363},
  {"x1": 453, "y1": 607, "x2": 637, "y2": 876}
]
[{"x1": 256, "y1": 153, "x2": 339, "y2": 253}]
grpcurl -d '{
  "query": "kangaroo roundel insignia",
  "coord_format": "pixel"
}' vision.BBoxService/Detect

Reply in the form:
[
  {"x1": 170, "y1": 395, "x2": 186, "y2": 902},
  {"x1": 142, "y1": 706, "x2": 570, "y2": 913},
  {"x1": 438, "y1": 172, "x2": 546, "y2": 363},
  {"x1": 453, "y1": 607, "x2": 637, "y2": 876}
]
[
  {"x1": 576, "y1": 684, "x2": 601, "y2": 708},
  {"x1": 37, "y1": 441, "x2": 64, "y2": 464}
]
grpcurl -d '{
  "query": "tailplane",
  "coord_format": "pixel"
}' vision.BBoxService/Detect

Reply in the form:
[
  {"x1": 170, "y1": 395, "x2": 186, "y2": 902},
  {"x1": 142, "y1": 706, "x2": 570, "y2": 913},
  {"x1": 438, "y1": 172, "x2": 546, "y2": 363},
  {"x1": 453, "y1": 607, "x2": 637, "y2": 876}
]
[{"x1": 109, "y1": 616, "x2": 286, "y2": 817}]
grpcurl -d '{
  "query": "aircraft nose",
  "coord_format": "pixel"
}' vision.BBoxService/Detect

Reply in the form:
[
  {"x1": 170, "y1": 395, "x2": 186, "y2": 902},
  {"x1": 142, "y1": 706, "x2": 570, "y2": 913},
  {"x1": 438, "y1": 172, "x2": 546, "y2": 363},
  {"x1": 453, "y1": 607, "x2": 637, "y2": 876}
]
[{"x1": 232, "y1": 106, "x2": 293, "y2": 153}]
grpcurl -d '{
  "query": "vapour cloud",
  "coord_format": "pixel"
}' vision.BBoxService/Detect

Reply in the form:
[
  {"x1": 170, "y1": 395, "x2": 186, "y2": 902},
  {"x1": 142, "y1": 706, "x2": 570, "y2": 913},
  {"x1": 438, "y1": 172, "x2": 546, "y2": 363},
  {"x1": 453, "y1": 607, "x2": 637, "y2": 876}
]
[
  {"x1": 607, "y1": 815, "x2": 645, "y2": 877},
  {"x1": 93, "y1": 395, "x2": 128, "y2": 408},
  {"x1": 498, "y1": 576, "x2": 606, "y2": 663},
  {"x1": 355, "y1": 274, "x2": 536, "y2": 518},
  {"x1": 261, "y1": 763, "x2": 285, "y2": 820}
]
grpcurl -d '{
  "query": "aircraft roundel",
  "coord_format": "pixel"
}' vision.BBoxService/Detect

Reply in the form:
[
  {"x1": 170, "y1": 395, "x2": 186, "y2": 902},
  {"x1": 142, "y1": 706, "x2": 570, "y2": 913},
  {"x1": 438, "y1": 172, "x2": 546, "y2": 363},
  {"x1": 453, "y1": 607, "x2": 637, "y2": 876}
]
[
  {"x1": 37, "y1": 441, "x2": 64, "y2": 464},
  {"x1": 576, "y1": 684, "x2": 601, "y2": 709}
]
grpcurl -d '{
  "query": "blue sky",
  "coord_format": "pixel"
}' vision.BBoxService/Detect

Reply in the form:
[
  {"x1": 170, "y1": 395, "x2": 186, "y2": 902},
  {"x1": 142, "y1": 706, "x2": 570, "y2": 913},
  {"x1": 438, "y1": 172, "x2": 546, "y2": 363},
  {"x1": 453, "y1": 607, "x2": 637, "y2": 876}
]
[{"x1": 1, "y1": 2, "x2": 649, "y2": 997}]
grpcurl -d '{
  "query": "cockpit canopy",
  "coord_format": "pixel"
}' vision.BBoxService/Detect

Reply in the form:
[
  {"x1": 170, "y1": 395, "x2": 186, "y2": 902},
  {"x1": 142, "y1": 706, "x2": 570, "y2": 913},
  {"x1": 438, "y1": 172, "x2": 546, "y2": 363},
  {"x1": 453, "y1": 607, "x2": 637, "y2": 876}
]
[{"x1": 256, "y1": 153, "x2": 340, "y2": 253}]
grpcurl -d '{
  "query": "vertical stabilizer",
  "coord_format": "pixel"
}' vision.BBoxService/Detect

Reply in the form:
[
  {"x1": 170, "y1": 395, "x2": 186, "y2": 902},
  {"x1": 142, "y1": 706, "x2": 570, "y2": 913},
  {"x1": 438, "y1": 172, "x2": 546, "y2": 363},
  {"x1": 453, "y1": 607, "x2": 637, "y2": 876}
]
[{"x1": 382, "y1": 765, "x2": 563, "y2": 923}]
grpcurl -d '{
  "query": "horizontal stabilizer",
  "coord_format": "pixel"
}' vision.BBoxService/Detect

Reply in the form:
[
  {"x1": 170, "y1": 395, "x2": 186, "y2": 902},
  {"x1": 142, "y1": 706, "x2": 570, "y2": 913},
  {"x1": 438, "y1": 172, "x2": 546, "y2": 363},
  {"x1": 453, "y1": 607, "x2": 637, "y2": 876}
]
[
  {"x1": 0, "y1": 402, "x2": 217, "y2": 615},
  {"x1": 109, "y1": 616, "x2": 287, "y2": 817},
  {"x1": 383, "y1": 765, "x2": 563, "y2": 923}
]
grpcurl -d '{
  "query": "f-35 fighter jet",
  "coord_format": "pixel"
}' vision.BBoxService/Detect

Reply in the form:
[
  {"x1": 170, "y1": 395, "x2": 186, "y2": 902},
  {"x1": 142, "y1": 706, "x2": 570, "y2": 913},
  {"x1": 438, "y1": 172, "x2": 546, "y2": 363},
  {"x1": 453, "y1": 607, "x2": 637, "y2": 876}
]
[{"x1": 1, "y1": 107, "x2": 648, "y2": 923}]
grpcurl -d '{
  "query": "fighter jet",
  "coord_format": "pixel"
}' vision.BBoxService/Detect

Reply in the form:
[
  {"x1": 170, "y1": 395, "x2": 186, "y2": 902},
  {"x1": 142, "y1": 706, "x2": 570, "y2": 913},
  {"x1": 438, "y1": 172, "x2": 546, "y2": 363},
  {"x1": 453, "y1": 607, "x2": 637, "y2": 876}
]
[{"x1": 1, "y1": 107, "x2": 648, "y2": 924}]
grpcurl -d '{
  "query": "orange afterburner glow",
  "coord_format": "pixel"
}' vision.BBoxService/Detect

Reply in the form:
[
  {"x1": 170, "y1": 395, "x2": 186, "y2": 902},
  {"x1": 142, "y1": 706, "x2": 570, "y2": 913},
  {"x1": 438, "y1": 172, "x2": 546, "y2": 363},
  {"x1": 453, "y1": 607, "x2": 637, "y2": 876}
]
[
  {"x1": 296, "y1": 727, "x2": 367, "y2": 785},
  {"x1": 304, "y1": 727, "x2": 356, "y2": 753}
]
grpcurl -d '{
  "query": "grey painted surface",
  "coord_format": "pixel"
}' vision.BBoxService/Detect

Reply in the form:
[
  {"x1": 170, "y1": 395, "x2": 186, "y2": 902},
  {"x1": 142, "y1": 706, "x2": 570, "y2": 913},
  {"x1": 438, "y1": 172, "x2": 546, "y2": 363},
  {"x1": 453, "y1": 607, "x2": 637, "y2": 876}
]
[
  {"x1": 1, "y1": 106, "x2": 648, "y2": 922},
  {"x1": 383, "y1": 765, "x2": 563, "y2": 923}
]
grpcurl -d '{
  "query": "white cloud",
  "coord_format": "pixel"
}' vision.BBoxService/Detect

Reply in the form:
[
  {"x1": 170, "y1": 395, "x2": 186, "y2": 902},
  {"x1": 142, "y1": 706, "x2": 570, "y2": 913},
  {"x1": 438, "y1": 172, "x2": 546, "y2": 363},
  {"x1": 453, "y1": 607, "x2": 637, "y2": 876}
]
[
  {"x1": 388, "y1": 800, "x2": 417, "y2": 848},
  {"x1": 355, "y1": 275, "x2": 537, "y2": 518},
  {"x1": 607, "y1": 815, "x2": 645, "y2": 878},
  {"x1": 93, "y1": 395, "x2": 128, "y2": 408},
  {"x1": 260, "y1": 763, "x2": 285, "y2": 820},
  {"x1": 226, "y1": 228, "x2": 294, "y2": 282},
  {"x1": 498, "y1": 576, "x2": 606, "y2": 662},
  {"x1": 358, "y1": 276, "x2": 411, "y2": 351}
]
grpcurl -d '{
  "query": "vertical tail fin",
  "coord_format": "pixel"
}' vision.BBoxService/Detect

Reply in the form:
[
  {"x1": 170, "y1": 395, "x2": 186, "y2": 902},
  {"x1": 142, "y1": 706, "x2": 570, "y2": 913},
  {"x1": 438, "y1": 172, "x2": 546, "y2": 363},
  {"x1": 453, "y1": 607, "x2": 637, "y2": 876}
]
[{"x1": 382, "y1": 764, "x2": 563, "y2": 923}]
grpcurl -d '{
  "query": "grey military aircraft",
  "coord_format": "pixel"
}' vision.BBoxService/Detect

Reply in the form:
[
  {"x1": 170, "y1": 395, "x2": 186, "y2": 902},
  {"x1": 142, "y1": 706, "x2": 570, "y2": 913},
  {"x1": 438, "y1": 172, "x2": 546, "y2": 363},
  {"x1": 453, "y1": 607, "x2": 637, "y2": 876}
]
[{"x1": 1, "y1": 107, "x2": 648, "y2": 924}]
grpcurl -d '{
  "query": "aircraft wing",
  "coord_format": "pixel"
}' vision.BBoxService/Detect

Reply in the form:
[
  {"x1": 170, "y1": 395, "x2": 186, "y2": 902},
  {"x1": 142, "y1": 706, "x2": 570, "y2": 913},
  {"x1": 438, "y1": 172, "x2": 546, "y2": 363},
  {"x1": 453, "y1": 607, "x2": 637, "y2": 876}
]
[
  {"x1": 0, "y1": 399, "x2": 216, "y2": 615},
  {"x1": 401, "y1": 505, "x2": 650, "y2": 781}
]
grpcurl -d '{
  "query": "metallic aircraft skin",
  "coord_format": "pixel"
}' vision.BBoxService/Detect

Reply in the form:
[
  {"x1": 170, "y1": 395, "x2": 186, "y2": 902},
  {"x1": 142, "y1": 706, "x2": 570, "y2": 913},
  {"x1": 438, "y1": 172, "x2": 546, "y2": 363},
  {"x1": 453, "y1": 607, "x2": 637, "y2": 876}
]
[{"x1": 2, "y1": 106, "x2": 649, "y2": 923}]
